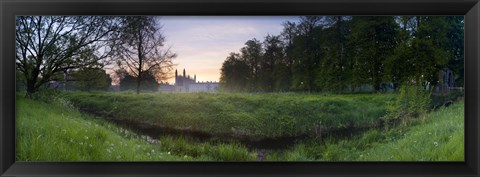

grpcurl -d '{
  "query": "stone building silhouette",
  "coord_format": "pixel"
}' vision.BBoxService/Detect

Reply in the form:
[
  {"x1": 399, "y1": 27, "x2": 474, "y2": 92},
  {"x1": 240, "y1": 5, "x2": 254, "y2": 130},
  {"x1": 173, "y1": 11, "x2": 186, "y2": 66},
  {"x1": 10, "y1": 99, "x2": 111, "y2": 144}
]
[
  {"x1": 159, "y1": 68, "x2": 219, "y2": 93},
  {"x1": 435, "y1": 67, "x2": 457, "y2": 94},
  {"x1": 175, "y1": 69, "x2": 196, "y2": 92}
]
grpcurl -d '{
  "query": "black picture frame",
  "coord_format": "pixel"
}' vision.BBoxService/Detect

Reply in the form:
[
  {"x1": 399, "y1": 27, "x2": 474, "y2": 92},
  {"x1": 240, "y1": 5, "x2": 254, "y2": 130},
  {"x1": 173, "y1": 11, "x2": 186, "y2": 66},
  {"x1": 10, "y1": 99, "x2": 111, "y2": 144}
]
[{"x1": 1, "y1": 0, "x2": 479, "y2": 176}]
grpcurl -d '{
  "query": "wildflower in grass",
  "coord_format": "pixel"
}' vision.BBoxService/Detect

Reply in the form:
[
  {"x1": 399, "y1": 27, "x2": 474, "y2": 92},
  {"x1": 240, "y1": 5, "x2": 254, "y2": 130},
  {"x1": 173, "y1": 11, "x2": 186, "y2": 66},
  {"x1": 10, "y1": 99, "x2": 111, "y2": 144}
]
[
  {"x1": 84, "y1": 136, "x2": 89, "y2": 140},
  {"x1": 151, "y1": 149, "x2": 155, "y2": 154},
  {"x1": 79, "y1": 142, "x2": 83, "y2": 145},
  {"x1": 62, "y1": 129, "x2": 67, "y2": 134},
  {"x1": 433, "y1": 142, "x2": 439, "y2": 147},
  {"x1": 167, "y1": 151, "x2": 171, "y2": 155},
  {"x1": 107, "y1": 149, "x2": 112, "y2": 153},
  {"x1": 184, "y1": 155, "x2": 188, "y2": 158}
]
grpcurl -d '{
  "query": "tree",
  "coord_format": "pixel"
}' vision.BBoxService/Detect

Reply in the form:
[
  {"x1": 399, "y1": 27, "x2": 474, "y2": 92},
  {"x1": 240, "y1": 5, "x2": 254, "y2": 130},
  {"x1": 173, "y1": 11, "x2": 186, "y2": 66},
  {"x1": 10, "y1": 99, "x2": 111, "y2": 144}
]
[
  {"x1": 15, "y1": 16, "x2": 119, "y2": 96},
  {"x1": 113, "y1": 16, "x2": 176, "y2": 94},
  {"x1": 239, "y1": 39, "x2": 264, "y2": 91},
  {"x1": 219, "y1": 53, "x2": 249, "y2": 92},
  {"x1": 279, "y1": 21, "x2": 299, "y2": 91},
  {"x1": 444, "y1": 16, "x2": 464, "y2": 86},
  {"x1": 290, "y1": 16, "x2": 324, "y2": 91},
  {"x1": 384, "y1": 16, "x2": 456, "y2": 89},
  {"x1": 119, "y1": 71, "x2": 159, "y2": 92},
  {"x1": 263, "y1": 35, "x2": 288, "y2": 91},
  {"x1": 315, "y1": 16, "x2": 352, "y2": 92},
  {"x1": 71, "y1": 67, "x2": 112, "y2": 91},
  {"x1": 349, "y1": 16, "x2": 399, "y2": 92},
  {"x1": 220, "y1": 16, "x2": 463, "y2": 94}
]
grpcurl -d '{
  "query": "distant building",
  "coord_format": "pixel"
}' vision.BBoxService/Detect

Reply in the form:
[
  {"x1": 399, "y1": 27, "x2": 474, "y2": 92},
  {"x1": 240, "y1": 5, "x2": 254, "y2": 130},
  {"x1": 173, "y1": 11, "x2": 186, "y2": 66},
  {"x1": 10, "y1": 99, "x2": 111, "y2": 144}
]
[
  {"x1": 188, "y1": 82, "x2": 219, "y2": 92},
  {"x1": 47, "y1": 69, "x2": 76, "y2": 90},
  {"x1": 159, "y1": 83, "x2": 175, "y2": 93},
  {"x1": 174, "y1": 68, "x2": 196, "y2": 92},
  {"x1": 435, "y1": 67, "x2": 457, "y2": 94},
  {"x1": 158, "y1": 68, "x2": 219, "y2": 93}
]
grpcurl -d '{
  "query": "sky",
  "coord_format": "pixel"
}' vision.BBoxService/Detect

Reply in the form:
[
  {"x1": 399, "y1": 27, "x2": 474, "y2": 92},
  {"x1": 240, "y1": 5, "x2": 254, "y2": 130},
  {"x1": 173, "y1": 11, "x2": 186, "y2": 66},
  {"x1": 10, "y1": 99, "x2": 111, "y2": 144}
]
[{"x1": 159, "y1": 16, "x2": 299, "y2": 84}]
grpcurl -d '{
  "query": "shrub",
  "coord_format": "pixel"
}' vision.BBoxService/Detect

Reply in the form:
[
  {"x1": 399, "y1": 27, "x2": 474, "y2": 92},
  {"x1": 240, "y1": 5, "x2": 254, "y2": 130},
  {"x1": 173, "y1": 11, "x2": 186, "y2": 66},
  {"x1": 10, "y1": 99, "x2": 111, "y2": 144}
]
[{"x1": 383, "y1": 81, "x2": 431, "y2": 129}]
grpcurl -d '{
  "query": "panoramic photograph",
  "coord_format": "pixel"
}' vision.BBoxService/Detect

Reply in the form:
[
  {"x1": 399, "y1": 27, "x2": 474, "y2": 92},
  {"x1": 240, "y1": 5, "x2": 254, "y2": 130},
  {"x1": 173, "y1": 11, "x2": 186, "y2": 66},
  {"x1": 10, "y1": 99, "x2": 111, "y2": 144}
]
[{"x1": 15, "y1": 16, "x2": 464, "y2": 161}]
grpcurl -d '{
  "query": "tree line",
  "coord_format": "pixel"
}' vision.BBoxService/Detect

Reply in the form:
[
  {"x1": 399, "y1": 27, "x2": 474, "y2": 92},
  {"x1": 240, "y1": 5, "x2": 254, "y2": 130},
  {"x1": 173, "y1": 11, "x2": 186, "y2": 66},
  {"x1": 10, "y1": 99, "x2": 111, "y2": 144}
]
[
  {"x1": 220, "y1": 16, "x2": 464, "y2": 93},
  {"x1": 15, "y1": 16, "x2": 175, "y2": 95}
]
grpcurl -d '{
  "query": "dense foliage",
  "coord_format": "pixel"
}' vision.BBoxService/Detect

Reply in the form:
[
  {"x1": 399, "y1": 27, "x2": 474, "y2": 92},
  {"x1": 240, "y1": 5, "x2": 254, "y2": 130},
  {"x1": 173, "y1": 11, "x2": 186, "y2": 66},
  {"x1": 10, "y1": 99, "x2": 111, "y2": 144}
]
[
  {"x1": 220, "y1": 16, "x2": 464, "y2": 93},
  {"x1": 117, "y1": 72, "x2": 159, "y2": 92},
  {"x1": 70, "y1": 67, "x2": 112, "y2": 91}
]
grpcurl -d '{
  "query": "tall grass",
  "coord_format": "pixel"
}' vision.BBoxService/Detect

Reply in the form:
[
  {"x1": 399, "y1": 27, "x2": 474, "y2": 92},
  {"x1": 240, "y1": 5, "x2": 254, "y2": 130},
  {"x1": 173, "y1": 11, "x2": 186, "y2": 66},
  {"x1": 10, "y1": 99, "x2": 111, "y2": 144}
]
[
  {"x1": 271, "y1": 103, "x2": 464, "y2": 161},
  {"x1": 61, "y1": 92, "x2": 395, "y2": 139},
  {"x1": 16, "y1": 95, "x2": 255, "y2": 161}
]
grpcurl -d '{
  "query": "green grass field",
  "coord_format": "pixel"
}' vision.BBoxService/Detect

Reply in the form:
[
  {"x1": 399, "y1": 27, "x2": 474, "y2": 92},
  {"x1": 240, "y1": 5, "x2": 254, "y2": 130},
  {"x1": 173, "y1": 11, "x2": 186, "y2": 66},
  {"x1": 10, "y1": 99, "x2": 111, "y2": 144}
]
[
  {"x1": 16, "y1": 96, "x2": 256, "y2": 161},
  {"x1": 61, "y1": 92, "x2": 396, "y2": 139},
  {"x1": 16, "y1": 92, "x2": 464, "y2": 161},
  {"x1": 270, "y1": 102, "x2": 464, "y2": 161}
]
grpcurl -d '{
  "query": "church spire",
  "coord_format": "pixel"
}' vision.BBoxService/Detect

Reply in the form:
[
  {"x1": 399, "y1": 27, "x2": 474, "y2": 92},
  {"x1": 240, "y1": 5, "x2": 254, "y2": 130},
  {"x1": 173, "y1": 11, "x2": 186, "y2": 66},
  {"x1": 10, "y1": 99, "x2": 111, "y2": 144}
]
[
  {"x1": 175, "y1": 69, "x2": 178, "y2": 85},
  {"x1": 183, "y1": 68, "x2": 186, "y2": 77}
]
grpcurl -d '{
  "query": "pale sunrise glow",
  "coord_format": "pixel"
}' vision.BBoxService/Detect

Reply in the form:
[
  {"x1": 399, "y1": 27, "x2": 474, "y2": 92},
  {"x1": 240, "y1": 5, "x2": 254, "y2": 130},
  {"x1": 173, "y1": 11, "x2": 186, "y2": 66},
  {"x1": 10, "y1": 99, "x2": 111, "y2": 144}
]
[{"x1": 160, "y1": 16, "x2": 299, "y2": 84}]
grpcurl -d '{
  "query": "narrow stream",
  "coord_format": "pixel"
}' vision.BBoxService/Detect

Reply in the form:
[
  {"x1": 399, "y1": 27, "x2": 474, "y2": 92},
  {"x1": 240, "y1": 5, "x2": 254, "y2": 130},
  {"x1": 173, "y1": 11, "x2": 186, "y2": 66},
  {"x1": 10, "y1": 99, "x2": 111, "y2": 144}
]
[
  {"x1": 85, "y1": 109, "x2": 371, "y2": 160},
  {"x1": 98, "y1": 115, "x2": 307, "y2": 150}
]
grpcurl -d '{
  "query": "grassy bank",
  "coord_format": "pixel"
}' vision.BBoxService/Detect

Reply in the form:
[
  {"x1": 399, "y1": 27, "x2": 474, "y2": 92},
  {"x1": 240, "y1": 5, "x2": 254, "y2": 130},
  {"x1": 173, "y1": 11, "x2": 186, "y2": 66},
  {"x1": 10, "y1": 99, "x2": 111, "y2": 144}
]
[
  {"x1": 16, "y1": 96, "x2": 256, "y2": 161},
  {"x1": 269, "y1": 102, "x2": 464, "y2": 161},
  {"x1": 17, "y1": 92, "x2": 463, "y2": 161},
  {"x1": 61, "y1": 92, "x2": 395, "y2": 139}
]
